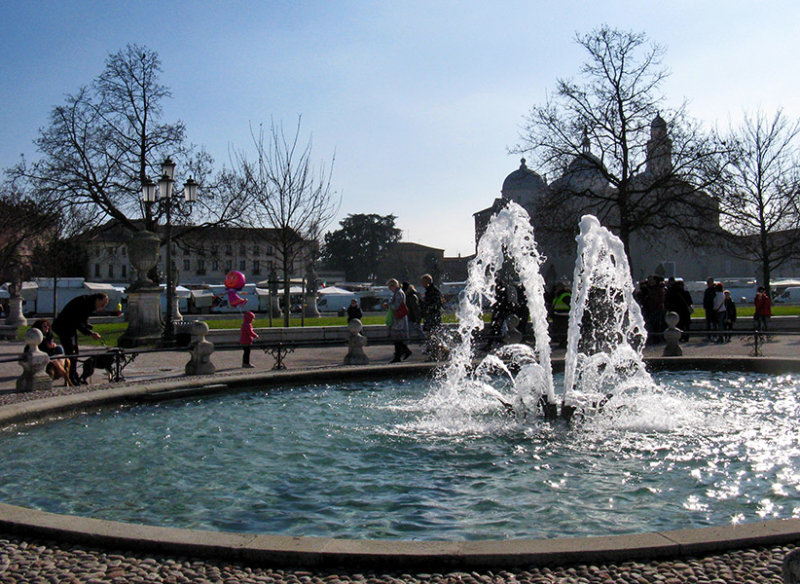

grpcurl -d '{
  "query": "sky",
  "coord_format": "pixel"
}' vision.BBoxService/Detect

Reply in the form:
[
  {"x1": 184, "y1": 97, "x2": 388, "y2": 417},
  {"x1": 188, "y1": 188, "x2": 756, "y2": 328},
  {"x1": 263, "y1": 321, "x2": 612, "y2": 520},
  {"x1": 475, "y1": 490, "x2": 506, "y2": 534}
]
[{"x1": 2, "y1": 1, "x2": 800, "y2": 258}]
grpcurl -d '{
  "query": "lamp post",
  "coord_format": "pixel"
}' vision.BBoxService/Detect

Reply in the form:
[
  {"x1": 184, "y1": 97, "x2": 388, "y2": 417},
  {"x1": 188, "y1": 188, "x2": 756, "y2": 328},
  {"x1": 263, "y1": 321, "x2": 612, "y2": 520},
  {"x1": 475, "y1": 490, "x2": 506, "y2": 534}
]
[
  {"x1": 142, "y1": 157, "x2": 198, "y2": 344},
  {"x1": 268, "y1": 268, "x2": 278, "y2": 328}
]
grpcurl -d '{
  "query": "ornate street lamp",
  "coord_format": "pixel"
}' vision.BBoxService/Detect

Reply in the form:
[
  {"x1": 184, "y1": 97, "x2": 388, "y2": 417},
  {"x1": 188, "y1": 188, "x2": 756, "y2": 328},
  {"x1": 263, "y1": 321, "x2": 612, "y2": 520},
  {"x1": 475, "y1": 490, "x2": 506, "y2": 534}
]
[{"x1": 142, "y1": 157, "x2": 199, "y2": 344}]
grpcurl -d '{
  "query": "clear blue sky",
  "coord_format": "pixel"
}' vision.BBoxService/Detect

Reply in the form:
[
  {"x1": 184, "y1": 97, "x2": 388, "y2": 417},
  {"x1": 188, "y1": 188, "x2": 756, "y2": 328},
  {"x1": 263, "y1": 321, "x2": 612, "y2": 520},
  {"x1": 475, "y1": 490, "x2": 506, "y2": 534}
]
[{"x1": 2, "y1": 1, "x2": 799, "y2": 257}]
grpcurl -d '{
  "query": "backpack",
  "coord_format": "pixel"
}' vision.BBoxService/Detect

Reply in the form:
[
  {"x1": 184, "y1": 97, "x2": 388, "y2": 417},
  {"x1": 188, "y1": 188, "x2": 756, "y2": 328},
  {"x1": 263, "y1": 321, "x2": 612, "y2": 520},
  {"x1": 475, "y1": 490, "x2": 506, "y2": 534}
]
[{"x1": 406, "y1": 290, "x2": 422, "y2": 323}]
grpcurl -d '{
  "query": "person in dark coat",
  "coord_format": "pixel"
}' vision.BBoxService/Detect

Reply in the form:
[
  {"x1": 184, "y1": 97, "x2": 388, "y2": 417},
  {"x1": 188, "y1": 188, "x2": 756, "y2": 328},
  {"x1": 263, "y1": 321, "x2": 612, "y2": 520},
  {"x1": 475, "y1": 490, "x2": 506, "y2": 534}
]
[
  {"x1": 723, "y1": 290, "x2": 737, "y2": 342},
  {"x1": 346, "y1": 298, "x2": 362, "y2": 322},
  {"x1": 402, "y1": 281, "x2": 423, "y2": 339},
  {"x1": 702, "y1": 277, "x2": 717, "y2": 340},
  {"x1": 665, "y1": 278, "x2": 694, "y2": 342},
  {"x1": 52, "y1": 293, "x2": 109, "y2": 385},
  {"x1": 420, "y1": 273, "x2": 444, "y2": 360},
  {"x1": 420, "y1": 274, "x2": 443, "y2": 333}
]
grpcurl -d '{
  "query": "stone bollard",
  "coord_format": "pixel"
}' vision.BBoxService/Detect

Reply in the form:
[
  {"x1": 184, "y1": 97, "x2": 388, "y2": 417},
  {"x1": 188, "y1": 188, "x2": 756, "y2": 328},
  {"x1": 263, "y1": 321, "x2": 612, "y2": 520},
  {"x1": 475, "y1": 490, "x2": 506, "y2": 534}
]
[
  {"x1": 662, "y1": 311, "x2": 683, "y2": 357},
  {"x1": 17, "y1": 328, "x2": 52, "y2": 392},
  {"x1": 344, "y1": 318, "x2": 369, "y2": 365},
  {"x1": 784, "y1": 548, "x2": 800, "y2": 583},
  {"x1": 185, "y1": 321, "x2": 215, "y2": 376}
]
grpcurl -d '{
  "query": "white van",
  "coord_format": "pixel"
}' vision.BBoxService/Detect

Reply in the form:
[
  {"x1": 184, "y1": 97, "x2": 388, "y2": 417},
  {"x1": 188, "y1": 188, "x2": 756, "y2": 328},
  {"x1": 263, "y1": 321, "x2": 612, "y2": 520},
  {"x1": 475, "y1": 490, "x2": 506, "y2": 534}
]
[
  {"x1": 316, "y1": 293, "x2": 356, "y2": 313},
  {"x1": 776, "y1": 286, "x2": 800, "y2": 304}
]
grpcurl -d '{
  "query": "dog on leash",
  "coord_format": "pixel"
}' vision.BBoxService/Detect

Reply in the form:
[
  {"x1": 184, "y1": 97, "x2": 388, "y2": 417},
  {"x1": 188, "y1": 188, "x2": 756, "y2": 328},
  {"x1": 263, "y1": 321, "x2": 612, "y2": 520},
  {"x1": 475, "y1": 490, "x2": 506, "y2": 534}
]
[
  {"x1": 80, "y1": 353, "x2": 117, "y2": 384},
  {"x1": 46, "y1": 358, "x2": 73, "y2": 387}
]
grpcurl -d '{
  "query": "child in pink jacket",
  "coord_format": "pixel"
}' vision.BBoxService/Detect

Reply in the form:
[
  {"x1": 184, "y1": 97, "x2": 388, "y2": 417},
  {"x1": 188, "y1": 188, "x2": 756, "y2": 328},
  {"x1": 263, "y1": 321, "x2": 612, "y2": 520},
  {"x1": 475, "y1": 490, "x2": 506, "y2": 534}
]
[{"x1": 240, "y1": 311, "x2": 259, "y2": 368}]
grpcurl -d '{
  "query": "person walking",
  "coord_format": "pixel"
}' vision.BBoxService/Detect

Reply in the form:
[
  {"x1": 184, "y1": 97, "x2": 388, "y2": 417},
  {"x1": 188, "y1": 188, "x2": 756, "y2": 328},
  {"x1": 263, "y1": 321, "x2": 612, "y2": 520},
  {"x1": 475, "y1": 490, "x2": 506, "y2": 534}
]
[
  {"x1": 702, "y1": 277, "x2": 717, "y2": 341},
  {"x1": 386, "y1": 278, "x2": 411, "y2": 362},
  {"x1": 420, "y1": 273, "x2": 444, "y2": 359},
  {"x1": 52, "y1": 292, "x2": 108, "y2": 385},
  {"x1": 239, "y1": 311, "x2": 259, "y2": 368},
  {"x1": 713, "y1": 282, "x2": 726, "y2": 343},
  {"x1": 402, "y1": 281, "x2": 423, "y2": 340},
  {"x1": 754, "y1": 286, "x2": 772, "y2": 333},
  {"x1": 723, "y1": 290, "x2": 737, "y2": 342}
]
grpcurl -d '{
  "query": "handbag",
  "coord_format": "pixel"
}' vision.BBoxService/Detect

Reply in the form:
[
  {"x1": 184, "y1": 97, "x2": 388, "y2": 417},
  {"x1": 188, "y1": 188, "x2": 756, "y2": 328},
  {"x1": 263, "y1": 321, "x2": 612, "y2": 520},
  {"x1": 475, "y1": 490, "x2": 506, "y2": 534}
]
[{"x1": 394, "y1": 302, "x2": 408, "y2": 319}]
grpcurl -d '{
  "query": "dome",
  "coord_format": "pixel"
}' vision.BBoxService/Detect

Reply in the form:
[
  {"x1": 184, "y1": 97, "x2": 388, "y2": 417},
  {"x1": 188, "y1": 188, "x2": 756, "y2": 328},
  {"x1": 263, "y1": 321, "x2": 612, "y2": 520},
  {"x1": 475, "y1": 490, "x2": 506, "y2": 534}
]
[
  {"x1": 549, "y1": 141, "x2": 608, "y2": 195},
  {"x1": 501, "y1": 159, "x2": 547, "y2": 205},
  {"x1": 566, "y1": 151, "x2": 604, "y2": 174}
]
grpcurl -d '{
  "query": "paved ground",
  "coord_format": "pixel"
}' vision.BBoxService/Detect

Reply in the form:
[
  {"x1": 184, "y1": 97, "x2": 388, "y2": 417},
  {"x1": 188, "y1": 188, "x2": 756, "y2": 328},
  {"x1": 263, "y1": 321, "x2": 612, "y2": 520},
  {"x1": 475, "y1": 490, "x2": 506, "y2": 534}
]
[
  {"x1": 1, "y1": 326, "x2": 799, "y2": 582},
  {"x1": 3, "y1": 325, "x2": 798, "y2": 391}
]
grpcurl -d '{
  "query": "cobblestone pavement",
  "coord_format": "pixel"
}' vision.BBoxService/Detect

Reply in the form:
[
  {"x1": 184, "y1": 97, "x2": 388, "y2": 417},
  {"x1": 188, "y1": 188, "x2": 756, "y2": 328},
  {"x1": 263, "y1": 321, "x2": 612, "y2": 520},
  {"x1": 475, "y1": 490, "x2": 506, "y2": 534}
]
[
  {"x1": 0, "y1": 535, "x2": 795, "y2": 583},
  {"x1": 1, "y1": 330, "x2": 799, "y2": 583}
]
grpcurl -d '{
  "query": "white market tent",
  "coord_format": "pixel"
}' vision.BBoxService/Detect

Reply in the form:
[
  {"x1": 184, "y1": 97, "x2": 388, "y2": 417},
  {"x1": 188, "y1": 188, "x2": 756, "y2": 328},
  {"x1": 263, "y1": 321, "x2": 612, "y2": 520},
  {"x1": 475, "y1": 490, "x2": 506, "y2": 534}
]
[{"x1": 317, "y1": 286, "x2": 353, "y2": 295}]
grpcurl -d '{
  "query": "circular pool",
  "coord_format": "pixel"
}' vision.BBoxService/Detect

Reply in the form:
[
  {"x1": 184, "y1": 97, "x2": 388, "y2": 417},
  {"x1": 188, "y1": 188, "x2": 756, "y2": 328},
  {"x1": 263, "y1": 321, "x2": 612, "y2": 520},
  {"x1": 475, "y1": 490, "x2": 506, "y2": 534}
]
[{"x1": 2, "y1": 368, "x2": 799, "y2": 542}]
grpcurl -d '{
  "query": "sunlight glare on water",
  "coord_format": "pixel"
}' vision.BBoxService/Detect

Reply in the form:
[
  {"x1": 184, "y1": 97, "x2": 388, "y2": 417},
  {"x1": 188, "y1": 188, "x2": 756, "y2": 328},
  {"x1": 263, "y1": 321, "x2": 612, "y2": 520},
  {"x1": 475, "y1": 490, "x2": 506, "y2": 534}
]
[{"x1": 0, "y1": 370, "x2": 799, "y2": 541}]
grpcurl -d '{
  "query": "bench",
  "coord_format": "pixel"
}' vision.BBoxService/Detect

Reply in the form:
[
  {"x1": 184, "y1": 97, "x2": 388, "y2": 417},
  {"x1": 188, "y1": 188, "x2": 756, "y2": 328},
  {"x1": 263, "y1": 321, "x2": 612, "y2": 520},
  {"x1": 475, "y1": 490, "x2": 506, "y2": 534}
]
[{"x1": 256, "y1": 339, "x2": 342, "y2": 370}]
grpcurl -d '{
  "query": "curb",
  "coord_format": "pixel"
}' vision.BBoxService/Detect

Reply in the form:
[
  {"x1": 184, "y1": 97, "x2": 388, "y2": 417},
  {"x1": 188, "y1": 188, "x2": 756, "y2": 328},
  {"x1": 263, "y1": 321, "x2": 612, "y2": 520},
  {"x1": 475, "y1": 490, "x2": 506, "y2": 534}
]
[{"x1": 2, "y1": 359, "x2": 800, "y2": 569}]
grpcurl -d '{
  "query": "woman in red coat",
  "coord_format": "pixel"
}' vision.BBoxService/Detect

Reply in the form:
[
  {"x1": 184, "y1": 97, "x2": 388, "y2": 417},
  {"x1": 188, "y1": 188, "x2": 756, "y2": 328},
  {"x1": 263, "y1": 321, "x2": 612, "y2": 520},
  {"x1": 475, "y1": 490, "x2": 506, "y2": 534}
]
[
  {"x1": 754, "y1": 287, "x2": 772, "y2": 332},
  {"x1": 239, "y1": 311, "x2": 259, "y2": 368}
]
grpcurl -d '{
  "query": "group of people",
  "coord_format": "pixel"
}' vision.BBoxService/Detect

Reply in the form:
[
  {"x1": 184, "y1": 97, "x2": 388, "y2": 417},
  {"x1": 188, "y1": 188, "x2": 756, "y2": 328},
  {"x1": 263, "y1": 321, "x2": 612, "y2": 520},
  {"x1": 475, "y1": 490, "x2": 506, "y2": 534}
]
[
  {"x1": 634, "y1": 275, "x2": 697, "y2": 341},
  {"x1": 22, "y1": 273, "x2": 781, "y2": 380},
  {"x1": 385, "y1": 273, "x2": 443, "y2": 363},
  {"x1": 636, "y1": 275, "x2": 773, "y2": 344},
  {"x1": 25, "y1": 292, "x2": 109, "y2": 385},
  {"x1": 700, "y1": 277, "x2": 740, "y2": 343},
  {"x1": 699, "y1": 278, "x2": 739, "y2": 343},
  {"x1": 238, "y1": 273, "x2": 447, "y2": 367},
  {"x1": 635, "y1": 275, "x2": 740, "y2": 343}
]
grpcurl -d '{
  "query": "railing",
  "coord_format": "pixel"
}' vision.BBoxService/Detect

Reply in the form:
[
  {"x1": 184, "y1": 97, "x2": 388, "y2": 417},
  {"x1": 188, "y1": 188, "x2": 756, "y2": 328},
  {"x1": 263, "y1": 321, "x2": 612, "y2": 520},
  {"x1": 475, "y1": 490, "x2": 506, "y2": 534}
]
[{"x1": 4, "y1": 326, "x2": 799, "y2": 391}]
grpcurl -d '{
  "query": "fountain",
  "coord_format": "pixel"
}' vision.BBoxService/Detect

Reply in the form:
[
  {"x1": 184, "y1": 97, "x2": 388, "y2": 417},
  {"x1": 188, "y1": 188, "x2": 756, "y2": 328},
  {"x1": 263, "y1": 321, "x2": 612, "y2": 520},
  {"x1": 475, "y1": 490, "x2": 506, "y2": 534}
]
[
  {"x1": 434, "y1": 202, "x2": 652, "y2": 423},
  {"x1": 2, "y1": 202, "x2": 800, "y2": 565}
]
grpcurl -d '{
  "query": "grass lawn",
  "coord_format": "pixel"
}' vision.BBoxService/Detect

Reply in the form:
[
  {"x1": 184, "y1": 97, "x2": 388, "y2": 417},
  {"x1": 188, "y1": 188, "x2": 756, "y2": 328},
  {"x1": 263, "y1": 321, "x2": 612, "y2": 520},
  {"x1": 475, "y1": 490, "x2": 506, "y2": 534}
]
[{"x1": 80, "y1": 312, "x2": 460, "y2": 347}]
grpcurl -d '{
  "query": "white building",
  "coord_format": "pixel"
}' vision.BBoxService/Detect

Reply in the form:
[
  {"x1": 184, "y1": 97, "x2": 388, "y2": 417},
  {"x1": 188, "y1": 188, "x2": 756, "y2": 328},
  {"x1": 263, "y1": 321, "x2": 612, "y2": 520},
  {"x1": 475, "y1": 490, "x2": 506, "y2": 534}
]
[{"x1": 78, "y1": 221, "x2": 313, "y2": 287}]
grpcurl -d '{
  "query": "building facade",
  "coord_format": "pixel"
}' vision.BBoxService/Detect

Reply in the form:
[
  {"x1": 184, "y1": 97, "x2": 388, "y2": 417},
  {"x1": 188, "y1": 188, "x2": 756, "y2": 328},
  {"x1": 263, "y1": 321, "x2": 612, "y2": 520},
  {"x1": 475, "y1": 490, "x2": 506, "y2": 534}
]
[
  {"x1": 79, "y1": 221, "x2": 312, "y2": 287},
  {"x1": 473, "y1": 116, "x2": 787, "y2": 286}
]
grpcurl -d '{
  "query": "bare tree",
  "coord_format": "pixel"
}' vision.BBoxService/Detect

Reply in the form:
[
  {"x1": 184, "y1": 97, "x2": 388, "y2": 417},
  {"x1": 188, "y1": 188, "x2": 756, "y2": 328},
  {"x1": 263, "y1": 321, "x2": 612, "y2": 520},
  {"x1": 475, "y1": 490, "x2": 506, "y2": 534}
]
[
  {"x1": 714, "y1": 109, "x2": 800, "y2": 293},
  {"x1": 8, "y1": 44, "x2": 249, "y2": 273},
  {"x1": 517, "y1": 26, "x2": 726, "y2": 269},
  {"x1": 236, "y1": 117, "x2": 339, "y2": 325}
]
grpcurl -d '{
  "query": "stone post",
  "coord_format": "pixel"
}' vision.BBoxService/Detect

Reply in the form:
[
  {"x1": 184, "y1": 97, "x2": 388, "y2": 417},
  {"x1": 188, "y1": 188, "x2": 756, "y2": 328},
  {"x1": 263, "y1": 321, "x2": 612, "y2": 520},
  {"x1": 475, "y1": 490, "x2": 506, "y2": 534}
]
[
  {"x1": 17, "y1": 328, "x2": 52, "y2": 393},
  {"x1": 303, "y1": 266, "x2": 320, "y2": 318},
  {"x1": 662, "y1": 311, "x2": 683, "y2": 357},
  {"x1": 185, "y1": 321, "x2": 215, "y2": 375},
  {"x1": 344, "y1": 318, "x2": 369, "y2": 365},
  {"x1": 783, "y1": 548, "x2": 800, "y2": 583}
]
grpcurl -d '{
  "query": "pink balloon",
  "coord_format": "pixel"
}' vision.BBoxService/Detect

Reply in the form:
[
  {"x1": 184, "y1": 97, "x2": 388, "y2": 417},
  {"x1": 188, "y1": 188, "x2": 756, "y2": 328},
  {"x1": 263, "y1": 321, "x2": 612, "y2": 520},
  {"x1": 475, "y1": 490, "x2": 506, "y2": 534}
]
[{"x1": 224, "y1": 270, "x2": 246, "y2": 290}]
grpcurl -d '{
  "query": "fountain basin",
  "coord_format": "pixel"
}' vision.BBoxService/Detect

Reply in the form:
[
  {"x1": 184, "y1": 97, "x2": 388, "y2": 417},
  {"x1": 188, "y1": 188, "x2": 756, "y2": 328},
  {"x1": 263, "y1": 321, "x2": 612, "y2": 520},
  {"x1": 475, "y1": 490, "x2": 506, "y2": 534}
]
[{"x1": 1, "y1": 358, "x2": 800, "y2": 569}]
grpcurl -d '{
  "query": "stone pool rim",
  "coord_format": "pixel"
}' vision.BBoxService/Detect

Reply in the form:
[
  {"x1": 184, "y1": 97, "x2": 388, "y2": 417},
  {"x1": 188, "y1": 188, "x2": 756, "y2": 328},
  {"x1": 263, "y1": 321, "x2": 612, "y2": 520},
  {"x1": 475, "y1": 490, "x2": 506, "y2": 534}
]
[{"x1": 1, "y1": 356, "x2": 799, "y2": 569}]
